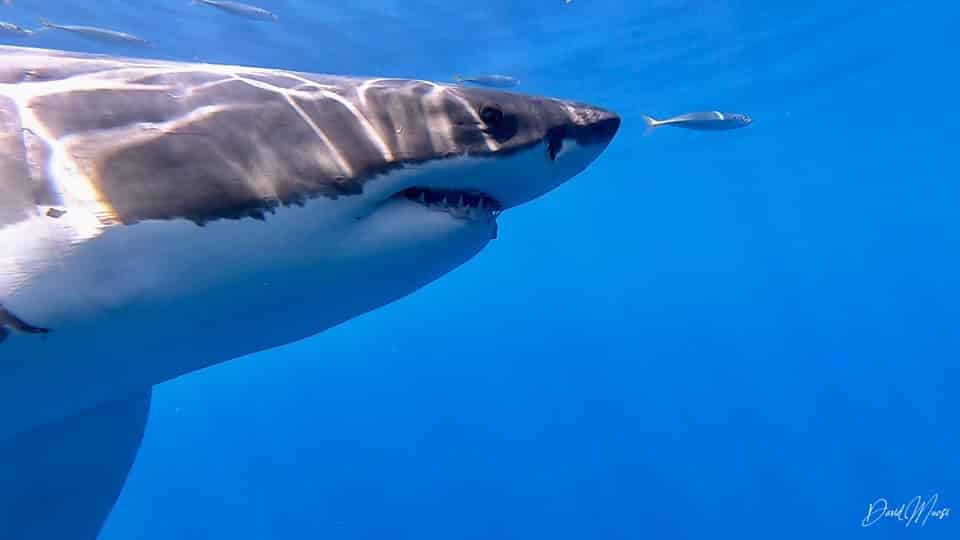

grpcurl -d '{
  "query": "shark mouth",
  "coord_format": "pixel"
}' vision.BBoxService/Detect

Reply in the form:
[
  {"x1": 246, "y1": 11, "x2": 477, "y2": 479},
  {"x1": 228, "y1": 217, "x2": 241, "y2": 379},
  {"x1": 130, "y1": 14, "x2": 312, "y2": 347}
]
[{"x1": 401, "y1": 187, "x2": 502, "y2": 221}]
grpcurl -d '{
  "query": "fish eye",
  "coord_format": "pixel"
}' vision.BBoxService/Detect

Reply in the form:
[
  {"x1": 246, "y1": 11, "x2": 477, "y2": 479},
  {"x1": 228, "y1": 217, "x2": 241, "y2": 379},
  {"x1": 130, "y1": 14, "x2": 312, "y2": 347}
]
[{"x1": 479, "y1": 105, "x2": 504, "y2": 126}]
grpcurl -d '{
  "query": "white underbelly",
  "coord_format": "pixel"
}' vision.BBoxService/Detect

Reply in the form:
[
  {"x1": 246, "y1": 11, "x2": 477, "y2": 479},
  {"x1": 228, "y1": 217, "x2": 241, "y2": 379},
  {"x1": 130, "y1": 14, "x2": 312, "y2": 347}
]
[{"x1": 0, "y1": 194, "x2": 492, "y2": 440}]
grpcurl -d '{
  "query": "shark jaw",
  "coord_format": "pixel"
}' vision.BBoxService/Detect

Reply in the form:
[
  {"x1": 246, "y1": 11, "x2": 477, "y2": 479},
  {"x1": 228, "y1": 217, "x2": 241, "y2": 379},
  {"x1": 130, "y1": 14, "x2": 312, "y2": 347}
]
[{"x1": 355, "y1": 125, "x2": 619, "y2": 240}]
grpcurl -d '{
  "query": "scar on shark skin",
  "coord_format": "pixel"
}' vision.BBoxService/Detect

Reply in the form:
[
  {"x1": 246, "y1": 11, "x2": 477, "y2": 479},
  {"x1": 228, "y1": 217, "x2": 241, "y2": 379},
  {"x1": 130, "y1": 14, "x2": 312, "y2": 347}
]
[{"x1": 0, "y1": 305, "x2": 50, "y2": 343}]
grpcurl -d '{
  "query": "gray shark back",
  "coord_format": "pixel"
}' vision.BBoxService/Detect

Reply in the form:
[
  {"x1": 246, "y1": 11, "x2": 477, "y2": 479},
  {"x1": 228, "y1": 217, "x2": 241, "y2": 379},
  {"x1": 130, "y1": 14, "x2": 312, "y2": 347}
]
[{"x1": 0, "y1": 45, "x2": 604, "y2": 228}]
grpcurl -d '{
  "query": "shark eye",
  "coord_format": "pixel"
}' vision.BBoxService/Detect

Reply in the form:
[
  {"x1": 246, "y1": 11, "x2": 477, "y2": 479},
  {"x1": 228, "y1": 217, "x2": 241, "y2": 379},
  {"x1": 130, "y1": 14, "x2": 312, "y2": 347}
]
[
  {"x1": 477, "y1": 104, "x2": 518, "y2": 142},
  {"x1": 479, "y1": 105, "x2": 504, "y2": 126}
]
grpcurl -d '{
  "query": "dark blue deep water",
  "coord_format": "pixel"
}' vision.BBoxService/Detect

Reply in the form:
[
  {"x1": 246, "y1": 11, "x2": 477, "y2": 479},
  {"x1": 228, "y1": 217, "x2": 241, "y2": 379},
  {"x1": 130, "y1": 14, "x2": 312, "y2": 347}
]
[{"x1": 3, "y1": 1, "x2": 957, "y2": 538}]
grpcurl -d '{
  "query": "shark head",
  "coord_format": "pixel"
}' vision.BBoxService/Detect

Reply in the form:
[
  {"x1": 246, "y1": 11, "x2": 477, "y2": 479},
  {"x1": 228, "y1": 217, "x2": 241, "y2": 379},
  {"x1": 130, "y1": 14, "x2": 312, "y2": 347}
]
[
  {"x1": 391, "y1": 84, "x2": 622, "y2": 210},
  {"x1": 333, "y1": 82, "x2": 620, "y2": 285}
]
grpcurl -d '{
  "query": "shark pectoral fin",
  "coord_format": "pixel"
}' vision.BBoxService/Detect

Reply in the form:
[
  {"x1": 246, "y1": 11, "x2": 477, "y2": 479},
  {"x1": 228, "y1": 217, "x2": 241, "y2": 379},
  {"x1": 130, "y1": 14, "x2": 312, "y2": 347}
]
[
  {"x1": 0, "y1": 306, "x2": 50, "y2": 339},
  {"x1": 0, "y1": 390, "x2": 152, "y2": 540}
]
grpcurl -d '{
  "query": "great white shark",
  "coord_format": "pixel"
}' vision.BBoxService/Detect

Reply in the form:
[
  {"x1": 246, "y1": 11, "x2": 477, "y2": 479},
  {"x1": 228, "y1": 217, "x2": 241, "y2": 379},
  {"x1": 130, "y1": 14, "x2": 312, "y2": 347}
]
[{"x1": 0, "y1": 45, "x2": 620, "y2": 539}]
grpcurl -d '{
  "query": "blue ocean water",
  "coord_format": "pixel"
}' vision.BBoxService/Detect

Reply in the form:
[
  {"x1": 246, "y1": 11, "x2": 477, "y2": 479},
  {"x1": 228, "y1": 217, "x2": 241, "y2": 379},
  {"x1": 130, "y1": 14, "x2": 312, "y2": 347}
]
[{"x1": 3, "y1": 0, "x2": 957, "y2": 538}]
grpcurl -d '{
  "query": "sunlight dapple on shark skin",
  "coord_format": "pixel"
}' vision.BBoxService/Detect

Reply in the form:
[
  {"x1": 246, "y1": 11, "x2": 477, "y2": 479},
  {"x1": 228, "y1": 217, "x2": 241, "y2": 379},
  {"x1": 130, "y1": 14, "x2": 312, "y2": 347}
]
[{"x1": 0, "y1": 45, "x2": 620, "y2": 539}]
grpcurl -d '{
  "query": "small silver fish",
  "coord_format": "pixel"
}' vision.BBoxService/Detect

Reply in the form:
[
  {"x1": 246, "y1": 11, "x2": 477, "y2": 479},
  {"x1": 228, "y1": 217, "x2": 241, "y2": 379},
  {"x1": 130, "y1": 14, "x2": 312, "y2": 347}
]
[
  {"x1": 642, "y1": 111, "x2": 752, "y2": 131},
  {"x1": 191, "y1": 0, "x2": 279, "y2": 22},
  {"x1": 39, "y1": 19, "x2": 151, "y2": 47},
  {"x1": 0, "y1": 21, "x2": 34, "y2": 37},
  {"x1": 453, "y1": 74, "x2": 519, "y2": 88}
]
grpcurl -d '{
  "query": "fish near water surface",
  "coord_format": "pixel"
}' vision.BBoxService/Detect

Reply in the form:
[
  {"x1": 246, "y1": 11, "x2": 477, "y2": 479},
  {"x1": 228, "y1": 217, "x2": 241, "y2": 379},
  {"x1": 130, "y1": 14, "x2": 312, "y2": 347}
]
[
  {"x1": 0, "y1": 21, "x2": 33, "y2": 37},
  {"x1": 642, "y1": 110, "x2": 752, "y2": 131},
  {"x1": 38, "y1": 19, "x2": 151, "y2": 47},
  {"x1": 191, "y1": 0, "x2": 279, "y2": 21}
]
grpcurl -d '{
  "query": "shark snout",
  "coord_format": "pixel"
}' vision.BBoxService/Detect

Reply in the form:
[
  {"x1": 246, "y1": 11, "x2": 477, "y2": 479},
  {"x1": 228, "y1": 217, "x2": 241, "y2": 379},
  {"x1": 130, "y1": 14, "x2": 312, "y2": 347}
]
[
  {"x1": 572, "y1": 107, "x2": 621, "y2": 146},
  {"x1": 590, "y1": 112, "x2": 621, "y2": 143}
]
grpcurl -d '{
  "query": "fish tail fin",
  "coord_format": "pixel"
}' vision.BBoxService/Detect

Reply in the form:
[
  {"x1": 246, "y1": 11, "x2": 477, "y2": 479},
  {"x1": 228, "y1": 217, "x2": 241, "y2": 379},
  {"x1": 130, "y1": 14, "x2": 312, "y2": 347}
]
[
  {"x1": 641, "y1": 114, "x2": 660, "y2": 136},
  {"x1": 38, "y1": 17, "x2": 53, "y2": 29}
]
